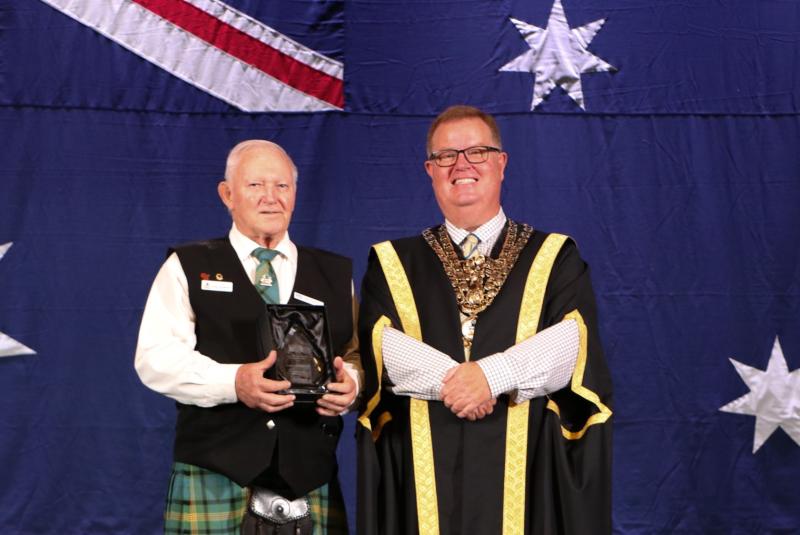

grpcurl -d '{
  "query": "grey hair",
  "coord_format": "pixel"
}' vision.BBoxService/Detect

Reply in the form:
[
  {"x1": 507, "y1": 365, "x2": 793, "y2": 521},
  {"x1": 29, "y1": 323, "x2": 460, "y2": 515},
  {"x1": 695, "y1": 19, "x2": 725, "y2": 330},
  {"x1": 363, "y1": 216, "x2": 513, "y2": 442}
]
[{"x1": 224, "y1": 140, "x2": 299, "y2": 184}]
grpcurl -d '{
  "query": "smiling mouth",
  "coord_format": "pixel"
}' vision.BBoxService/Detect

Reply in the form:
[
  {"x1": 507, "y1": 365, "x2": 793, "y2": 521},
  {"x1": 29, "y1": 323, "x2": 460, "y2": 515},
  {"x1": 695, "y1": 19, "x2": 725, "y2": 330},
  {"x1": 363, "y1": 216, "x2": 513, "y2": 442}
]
[{"x1": 452, "y1": 177, "x2": 478, "y2": 185}]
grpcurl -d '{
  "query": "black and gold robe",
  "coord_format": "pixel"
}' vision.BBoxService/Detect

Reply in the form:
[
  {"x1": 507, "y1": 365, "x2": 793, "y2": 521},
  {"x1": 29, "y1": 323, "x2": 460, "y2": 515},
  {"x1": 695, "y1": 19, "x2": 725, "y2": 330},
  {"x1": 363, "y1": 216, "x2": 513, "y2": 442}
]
[{"x1": 356, "y1": 225, "x2": 613, "y2": 535}]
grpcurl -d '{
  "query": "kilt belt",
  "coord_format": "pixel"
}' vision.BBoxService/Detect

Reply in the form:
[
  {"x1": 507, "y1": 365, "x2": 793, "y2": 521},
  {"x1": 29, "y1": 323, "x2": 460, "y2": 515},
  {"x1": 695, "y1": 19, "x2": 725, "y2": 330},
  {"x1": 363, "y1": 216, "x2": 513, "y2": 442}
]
[{"x1": 164, "y1": 462, "x2": 347, "y2": 534}]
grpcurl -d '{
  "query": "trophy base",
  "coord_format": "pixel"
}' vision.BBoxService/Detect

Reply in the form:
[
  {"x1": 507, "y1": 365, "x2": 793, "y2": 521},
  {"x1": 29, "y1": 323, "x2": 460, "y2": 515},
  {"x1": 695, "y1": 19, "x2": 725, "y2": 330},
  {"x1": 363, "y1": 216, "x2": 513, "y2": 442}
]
[{"x1": 281, "y1": 386, "x2": 329, "y2": 403}]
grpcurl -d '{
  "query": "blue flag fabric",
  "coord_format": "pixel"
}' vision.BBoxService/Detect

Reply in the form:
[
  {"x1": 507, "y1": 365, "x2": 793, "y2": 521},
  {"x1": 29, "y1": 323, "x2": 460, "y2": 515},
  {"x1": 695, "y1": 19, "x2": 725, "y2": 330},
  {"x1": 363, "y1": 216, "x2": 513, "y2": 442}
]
[{"x1": 1, "y1": 0, "x2": 799, "y2": 533}]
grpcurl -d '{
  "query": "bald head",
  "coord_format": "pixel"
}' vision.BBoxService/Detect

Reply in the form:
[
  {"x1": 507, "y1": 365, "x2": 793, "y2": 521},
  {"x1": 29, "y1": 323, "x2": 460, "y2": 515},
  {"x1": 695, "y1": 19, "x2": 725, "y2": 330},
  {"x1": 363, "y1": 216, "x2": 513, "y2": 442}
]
[{"x1": 224, "y1": 140, "x2": 299, "y2": 185}]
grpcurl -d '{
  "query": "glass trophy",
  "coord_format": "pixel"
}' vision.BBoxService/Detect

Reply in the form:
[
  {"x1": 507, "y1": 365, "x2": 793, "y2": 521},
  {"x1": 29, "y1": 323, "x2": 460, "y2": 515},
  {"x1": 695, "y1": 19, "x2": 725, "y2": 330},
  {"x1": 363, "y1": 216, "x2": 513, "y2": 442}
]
[{"x1": 257, "y1": 304, "x2": 335, "y2": 402}]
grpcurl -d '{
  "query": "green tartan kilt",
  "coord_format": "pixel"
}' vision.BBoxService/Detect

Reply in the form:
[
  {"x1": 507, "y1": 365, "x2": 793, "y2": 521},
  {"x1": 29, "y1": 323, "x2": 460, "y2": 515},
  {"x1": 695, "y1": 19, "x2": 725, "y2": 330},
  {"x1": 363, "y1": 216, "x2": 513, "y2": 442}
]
[{"x1": 164, "y1": 462, "x2": 348, "y2": 534}]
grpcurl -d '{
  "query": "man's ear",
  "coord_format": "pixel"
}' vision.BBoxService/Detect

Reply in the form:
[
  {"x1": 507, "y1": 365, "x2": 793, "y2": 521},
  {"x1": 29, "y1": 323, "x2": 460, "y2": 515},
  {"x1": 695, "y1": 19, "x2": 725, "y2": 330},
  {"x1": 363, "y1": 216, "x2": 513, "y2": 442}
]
[
  {"x1": 498, "y1": 151, "x2": 508, "y2": 181},
  {"x1": 217, "y1": 180, "x2": 232, "y2": 210},
  {"x1": 424, "y1": 160, "x2": 435, "y2": 180}
]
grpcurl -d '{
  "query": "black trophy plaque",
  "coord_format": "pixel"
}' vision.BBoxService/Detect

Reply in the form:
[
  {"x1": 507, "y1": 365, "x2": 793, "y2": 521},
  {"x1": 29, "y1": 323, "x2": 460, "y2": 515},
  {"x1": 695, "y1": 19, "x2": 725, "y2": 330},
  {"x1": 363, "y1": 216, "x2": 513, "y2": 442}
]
[{"x1": 257, "y1": 304, "x2": 335, "y2": 402}]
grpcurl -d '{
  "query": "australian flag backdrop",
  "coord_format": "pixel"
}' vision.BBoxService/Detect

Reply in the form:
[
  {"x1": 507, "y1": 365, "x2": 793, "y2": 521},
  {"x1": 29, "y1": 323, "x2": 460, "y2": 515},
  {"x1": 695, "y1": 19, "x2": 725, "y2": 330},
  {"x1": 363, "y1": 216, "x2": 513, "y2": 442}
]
[{"x1": 1, "y1": 0, "x2": 799, "y2": 533}]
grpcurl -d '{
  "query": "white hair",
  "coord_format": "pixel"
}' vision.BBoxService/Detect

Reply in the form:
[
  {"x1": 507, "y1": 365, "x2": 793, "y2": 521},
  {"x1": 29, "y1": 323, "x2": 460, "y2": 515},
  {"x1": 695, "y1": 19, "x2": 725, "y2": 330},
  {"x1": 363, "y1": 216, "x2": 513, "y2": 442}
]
[{"x1": 224, "y1": 139, "x2": 299, "y2": 184}]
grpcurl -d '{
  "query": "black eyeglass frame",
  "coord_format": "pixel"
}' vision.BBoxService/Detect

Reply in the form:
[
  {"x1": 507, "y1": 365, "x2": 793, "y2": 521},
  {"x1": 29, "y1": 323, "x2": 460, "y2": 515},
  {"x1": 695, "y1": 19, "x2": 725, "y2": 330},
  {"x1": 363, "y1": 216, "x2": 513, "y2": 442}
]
[{"x1": 427, "y1": 145, "x2": 502, "y2": 167}]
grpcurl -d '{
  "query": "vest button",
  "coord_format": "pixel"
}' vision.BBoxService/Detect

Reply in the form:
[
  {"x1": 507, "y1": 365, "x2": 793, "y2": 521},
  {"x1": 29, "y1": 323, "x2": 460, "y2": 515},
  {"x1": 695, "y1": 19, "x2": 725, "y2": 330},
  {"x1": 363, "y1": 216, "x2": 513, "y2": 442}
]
[{"x1": 266, "y1": 419, "x2": 276, "y2": 430}]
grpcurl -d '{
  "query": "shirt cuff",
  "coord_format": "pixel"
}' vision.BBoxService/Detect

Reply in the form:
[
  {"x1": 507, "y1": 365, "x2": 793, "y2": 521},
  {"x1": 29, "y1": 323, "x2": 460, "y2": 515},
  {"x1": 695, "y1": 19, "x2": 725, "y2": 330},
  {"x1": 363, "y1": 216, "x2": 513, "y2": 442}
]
[
  {"x1": 340, "y1": 362, "x2": 361, "y2": 414},
  {"x1": 477, "y1": 353, "x2": 517, "y2": 399},
  {"x1": 217, "y1": 363, "x2": 242, "y2": 405}
]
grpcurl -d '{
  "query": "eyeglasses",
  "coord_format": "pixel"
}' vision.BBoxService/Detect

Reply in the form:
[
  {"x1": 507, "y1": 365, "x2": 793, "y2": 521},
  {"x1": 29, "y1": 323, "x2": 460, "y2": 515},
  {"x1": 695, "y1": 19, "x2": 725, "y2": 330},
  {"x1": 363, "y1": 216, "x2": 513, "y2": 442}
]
[{"x1": 428, "y1": 146, "x2": 501, "y2": 167}]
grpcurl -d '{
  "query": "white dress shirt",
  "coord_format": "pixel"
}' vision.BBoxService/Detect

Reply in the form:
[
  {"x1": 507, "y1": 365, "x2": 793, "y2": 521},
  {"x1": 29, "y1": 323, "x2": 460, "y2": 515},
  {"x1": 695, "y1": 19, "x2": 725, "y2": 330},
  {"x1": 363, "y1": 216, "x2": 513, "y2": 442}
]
[{"x1": 135, "y1": 224, "x2": 358, "y2": 407}]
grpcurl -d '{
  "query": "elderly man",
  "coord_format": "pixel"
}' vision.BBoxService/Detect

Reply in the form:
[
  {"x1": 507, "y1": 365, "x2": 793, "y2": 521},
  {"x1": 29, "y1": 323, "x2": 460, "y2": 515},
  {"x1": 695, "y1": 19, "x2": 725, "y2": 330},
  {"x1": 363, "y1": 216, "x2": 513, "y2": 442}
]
[
  {"x1": 135, "y1": 140, "x2": 359, "y2": 534},
  {"x1": 357, "y1": 106, "x2": 612, "y2": 534}
]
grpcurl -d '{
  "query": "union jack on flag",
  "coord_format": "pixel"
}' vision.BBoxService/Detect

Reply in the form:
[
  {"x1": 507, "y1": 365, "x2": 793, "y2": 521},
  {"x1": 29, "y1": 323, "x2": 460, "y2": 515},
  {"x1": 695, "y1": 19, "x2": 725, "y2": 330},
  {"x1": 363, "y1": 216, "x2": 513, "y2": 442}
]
[{"x1": 41, "y1": 0, "x2": 344, "y2": 111}]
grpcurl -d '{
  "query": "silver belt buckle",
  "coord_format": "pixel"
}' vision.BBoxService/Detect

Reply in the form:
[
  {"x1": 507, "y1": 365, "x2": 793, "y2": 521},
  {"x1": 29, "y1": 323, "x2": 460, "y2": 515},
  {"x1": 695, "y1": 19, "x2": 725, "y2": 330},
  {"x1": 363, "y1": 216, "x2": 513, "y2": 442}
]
[{"x1": 249, "y1": 487, "x2": 310, "y2": 524}]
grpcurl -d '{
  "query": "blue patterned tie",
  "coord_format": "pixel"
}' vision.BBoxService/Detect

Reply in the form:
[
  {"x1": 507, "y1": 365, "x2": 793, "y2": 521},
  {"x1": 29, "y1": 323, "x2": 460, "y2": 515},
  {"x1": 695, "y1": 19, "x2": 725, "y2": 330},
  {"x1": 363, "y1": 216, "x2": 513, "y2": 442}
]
[{"x1": 251, "y1": 248, "x2": 280, "y2": 304}]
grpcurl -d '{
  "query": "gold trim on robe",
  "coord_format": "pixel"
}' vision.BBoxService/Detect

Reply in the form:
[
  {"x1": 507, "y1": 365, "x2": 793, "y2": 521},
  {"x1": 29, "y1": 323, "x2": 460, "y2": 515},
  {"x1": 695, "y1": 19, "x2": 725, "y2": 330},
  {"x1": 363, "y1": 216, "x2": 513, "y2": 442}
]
[
  {"x1": 358, "y1": 315, "x2": 391, "y2": 435},
  {"x1": 546, "y1": 310, "x2": 613, "y2": 440},
  {"x1": 503, "y1": 233, "x2": 568, "y2": 535},
  {"x1": 372, "y1": 241, "x2": 440, "y2": 535}
]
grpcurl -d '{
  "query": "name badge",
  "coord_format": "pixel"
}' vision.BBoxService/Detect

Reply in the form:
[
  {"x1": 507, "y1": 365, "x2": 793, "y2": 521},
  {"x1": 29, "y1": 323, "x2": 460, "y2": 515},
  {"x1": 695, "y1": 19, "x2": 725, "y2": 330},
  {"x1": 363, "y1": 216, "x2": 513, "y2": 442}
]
[
  {"x1": 201, "y1": 280, "x2": 233, "y2": 292},
  {"x1": 293, "y1": 292, "x2": 324, "y2": 306}
]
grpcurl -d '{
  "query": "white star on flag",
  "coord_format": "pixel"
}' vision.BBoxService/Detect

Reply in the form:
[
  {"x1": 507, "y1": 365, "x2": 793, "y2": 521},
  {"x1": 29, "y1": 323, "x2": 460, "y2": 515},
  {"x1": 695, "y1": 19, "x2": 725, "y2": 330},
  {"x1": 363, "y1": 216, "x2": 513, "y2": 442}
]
[
  {"x1": 0, "y1": 243, "x2": 36, "y2": 358},
  {"x1": 720, "y1": 336, "x2": 800, "y2": 453},
  {"x1": 500, "y1": 0, "x2": 616, "y2": 110}
]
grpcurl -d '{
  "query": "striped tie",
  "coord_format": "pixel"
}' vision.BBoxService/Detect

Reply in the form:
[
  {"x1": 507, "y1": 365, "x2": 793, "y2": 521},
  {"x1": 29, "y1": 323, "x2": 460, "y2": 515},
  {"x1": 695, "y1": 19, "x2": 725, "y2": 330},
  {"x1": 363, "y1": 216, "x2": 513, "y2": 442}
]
[
  {"x1": 251, "y1": 248, "x2": 280, "y2": 304},
  {"x1": 460, "y1": 233, "x2": 481, "y2": 260}
]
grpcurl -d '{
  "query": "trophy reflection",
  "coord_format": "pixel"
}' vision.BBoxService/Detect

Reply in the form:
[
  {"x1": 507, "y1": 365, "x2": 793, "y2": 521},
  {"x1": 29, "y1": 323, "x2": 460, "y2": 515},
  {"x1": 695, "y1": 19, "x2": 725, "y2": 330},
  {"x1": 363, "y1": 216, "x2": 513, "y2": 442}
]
[{"x1": 258, "y1": 304, "x2": 334, "y2": 402}]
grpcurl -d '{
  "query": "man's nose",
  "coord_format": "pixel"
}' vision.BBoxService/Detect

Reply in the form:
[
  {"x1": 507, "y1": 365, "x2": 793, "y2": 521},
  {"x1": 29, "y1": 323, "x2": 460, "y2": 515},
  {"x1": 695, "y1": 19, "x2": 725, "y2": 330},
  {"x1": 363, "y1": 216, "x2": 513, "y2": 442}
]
[
  {"x1": 261, "y1": 186, "x2": 277, "y2": 202},
  {"x1": 454, "y1": 151, "x2": 472, "y2": 168}
]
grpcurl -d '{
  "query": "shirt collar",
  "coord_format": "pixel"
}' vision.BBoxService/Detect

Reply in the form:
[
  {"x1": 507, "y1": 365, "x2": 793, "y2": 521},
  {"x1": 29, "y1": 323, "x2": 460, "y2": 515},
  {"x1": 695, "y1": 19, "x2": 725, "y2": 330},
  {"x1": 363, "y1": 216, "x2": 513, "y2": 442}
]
[
  {"x1": 445, "y1": 208, "x2": 507, "y2": 253},
  {"x1": 228, "y1": 223, "x2": 297, "y2": 266}
]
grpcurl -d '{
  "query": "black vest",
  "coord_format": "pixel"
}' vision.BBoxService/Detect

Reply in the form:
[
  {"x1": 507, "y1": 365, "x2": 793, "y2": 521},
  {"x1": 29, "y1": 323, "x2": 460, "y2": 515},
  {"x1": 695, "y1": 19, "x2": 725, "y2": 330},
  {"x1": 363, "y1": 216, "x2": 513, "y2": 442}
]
[{"x1": 171, "y1": 238, "x2": 353, "y2": 497}]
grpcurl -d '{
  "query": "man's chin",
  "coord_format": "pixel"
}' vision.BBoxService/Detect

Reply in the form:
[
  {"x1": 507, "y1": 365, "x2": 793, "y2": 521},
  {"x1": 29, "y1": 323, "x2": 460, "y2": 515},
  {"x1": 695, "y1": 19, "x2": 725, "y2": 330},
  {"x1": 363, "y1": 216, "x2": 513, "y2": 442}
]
[
  {"x1": 256, "y1": 213, "x2": 288, "y2": 226},
  {"x1": 446, "y1": 198, "x2": 482, "y2": 212},
  {"x1": 441, "y1": 202, "x2": 499, "y2": 226},
  {"x1": 249, "y1": 221, "x2": 289, "y2": 242},
  {"x1": 258, "y1": 225, "x2": 288, "y2": 236}
]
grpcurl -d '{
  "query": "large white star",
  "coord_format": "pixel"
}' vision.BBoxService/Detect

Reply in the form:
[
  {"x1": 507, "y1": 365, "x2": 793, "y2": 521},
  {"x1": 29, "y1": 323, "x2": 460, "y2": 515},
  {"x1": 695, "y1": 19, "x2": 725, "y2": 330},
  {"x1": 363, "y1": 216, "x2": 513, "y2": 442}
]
[
  {"x1": 499, "y1": 0, "x2": 616, "y2": 110},
  {"x1": 720, "y1": 336, "x2": 800, "y2": 453},
  {"x1": 0, "y1": 242, "x2": 36, "y2": 358}
]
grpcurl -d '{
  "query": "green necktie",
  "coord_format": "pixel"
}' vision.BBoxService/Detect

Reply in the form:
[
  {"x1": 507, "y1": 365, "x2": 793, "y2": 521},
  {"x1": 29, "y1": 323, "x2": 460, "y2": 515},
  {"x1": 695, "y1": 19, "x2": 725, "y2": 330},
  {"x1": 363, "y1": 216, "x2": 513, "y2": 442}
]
[
  {"x1": 460, "y1": 233, "x2": 481, "y2": 260},
  {"x1": 252, "y1": 248, "x2": 280, "y2": 304}
]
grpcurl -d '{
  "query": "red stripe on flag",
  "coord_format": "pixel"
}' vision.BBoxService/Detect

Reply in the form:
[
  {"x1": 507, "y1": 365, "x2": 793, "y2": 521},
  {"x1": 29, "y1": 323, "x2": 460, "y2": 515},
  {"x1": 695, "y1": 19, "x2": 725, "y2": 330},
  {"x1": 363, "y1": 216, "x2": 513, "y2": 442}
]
[{"x1": 131, "y1": 0, "x2": 344, "y2": 108}]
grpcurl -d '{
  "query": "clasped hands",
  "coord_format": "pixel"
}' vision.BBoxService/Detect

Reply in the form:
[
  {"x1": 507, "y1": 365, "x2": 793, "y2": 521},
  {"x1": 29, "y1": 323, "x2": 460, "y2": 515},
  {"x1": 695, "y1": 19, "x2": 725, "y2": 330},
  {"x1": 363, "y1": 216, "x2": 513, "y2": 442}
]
[
  {"x1": 440, "y1": 362, "x2": 496, "y2": 421},
  {"x1": 235, "y1": 350, "x2": 356, "y2": 417}
]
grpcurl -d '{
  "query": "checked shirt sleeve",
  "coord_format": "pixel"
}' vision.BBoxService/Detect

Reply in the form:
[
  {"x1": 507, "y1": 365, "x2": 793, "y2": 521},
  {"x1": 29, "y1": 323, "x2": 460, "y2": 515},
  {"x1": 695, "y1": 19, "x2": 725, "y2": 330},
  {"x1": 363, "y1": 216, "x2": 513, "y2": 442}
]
[
  {"x1": 381, "y1": 326, "x2": 457, "y2": 400},
  {"x1": 477, "y1": 319, "x2": 579, "y2": 403}
]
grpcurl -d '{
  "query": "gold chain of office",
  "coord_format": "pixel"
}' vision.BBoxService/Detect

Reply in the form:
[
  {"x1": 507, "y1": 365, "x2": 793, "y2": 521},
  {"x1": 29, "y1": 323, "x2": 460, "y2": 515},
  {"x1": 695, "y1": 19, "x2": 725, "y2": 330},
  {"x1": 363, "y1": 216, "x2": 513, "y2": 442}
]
[{"x1": 423, "y1": 221, "x2": 533, "y2": 319}]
